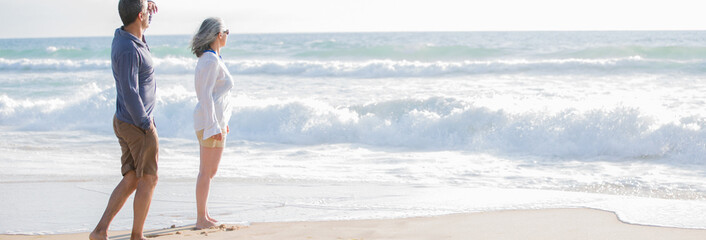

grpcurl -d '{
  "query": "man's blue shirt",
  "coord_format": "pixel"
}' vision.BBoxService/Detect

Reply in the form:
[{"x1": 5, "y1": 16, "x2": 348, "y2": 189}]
[{"x1": 111, "y1": 27, "x2": 155, "y2": 130}]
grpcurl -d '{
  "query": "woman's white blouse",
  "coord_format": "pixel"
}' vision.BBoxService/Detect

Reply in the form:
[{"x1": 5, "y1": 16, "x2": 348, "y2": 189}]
[{"x1": 193, "y1": 51, "x2": 234, "y2": 140}]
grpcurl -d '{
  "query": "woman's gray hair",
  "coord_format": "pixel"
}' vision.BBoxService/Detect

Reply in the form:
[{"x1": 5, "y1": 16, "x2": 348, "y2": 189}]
[{"x1": 191, "y1": 17, "x2": 226, "y2": 57}]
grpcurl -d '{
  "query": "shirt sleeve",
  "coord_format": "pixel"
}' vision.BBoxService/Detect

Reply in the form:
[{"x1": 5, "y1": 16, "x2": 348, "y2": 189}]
[
  {"x1": 116, "y1": 51, "x2": 151, "y2": 130},
  {"x1": 195, "y1": 58, "x2": 222, "y2": 140}
]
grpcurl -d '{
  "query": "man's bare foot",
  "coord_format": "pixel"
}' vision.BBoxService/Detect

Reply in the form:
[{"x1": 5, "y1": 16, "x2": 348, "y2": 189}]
[
  {"x1": 130, "y1": 234, "x2": 148, "y2": 240},
  {"x1": 195, "y1": 219, "x2": 217, "y2": 230},
  {"x1": 89, "y1": 230, "x2": 108, "y2": 240},
  {"x1": 207, "y1": 215, "x2": 218, "y2": 223}
]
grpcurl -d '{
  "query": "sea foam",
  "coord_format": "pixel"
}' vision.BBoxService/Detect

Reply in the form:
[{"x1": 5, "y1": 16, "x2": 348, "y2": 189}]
[
  {"x1": 1, "y1": 57, "x2": 702, "y2": 77},
  {"x1": 2, "y1": 90, "x2": 704, "y2": 161}
]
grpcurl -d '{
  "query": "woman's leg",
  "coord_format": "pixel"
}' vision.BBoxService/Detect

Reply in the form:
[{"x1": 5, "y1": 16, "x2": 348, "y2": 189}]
[{"x1": 195, "y1": 145, "x2": 223, "y2": 229}]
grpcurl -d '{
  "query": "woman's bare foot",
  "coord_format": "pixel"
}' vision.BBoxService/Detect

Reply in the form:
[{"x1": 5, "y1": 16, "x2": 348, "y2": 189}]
[
  {"x1": 89, "y1": 230, "x2": 108, "y2": 240},
  {"x1": 207, "y1": 214, "x2": 218, "y2": 223},
  {"x1": 195, "y1": 218, "x2": 217, "y2": 230}
]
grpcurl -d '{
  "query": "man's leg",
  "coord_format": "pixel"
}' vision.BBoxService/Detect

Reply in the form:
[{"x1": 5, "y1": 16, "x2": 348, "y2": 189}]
[
  {"x1": 89, "y1": 171, "x2": 139, "y2": 240},
  {"x1": 130, "y1": 174, "x2": 158, "y2": 240},
  {"x1": 131, "y1": 120, "x2": 159, "y2": 239}
]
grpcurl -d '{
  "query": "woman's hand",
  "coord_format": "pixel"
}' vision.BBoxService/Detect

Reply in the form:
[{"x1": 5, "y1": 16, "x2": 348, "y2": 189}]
[
  {"x1": 210, "y1": 126, "x2": 229, "y2": 141},
  {"x1": 211, "y1": 133, "x2": 223, "y2": 141}
]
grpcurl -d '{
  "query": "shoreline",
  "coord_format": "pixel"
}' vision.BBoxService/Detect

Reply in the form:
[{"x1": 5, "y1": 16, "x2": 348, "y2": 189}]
[{"x1": 4, "y1": 208, "x2": 706, "y2": 240}]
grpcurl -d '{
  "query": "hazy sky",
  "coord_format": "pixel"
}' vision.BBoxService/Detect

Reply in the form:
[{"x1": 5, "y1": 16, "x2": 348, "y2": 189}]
[{"x1": 0, "y1": 0, "x2": 704, "y2": 38}]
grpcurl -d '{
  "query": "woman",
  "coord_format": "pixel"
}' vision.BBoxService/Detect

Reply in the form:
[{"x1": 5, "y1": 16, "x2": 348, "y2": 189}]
[{"x1": 190, "y1": 17, "x2": 233, "y2": 229}]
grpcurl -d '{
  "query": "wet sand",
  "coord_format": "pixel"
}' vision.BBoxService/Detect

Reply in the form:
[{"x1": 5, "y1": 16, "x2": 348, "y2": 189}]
[{"x1": 4, "y1": 208, "x2": 706, "y2": 240}]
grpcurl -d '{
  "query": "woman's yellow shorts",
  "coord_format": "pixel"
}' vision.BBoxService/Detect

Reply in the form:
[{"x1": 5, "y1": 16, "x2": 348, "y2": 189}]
[{"x1": 196, "y1": 129, "x2": 226, "y2": 148}]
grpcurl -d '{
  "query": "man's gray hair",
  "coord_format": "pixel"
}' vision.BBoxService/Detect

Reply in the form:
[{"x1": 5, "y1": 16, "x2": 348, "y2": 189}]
[
  {"x1": 191, "y1": 18, "x2": 226, "y2": 57},
  {"x1": 118, "y1": 0, "x2": 145, "y2": 26}
]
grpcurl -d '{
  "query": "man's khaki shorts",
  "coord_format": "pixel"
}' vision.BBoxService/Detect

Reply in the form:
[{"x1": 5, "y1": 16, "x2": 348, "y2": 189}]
[
  {"x1": 196, "y1": 129, "x2": 226, "y2": 148},
  {"x1": 113, "y1": 116, "x2": 158, "y2": 178}
]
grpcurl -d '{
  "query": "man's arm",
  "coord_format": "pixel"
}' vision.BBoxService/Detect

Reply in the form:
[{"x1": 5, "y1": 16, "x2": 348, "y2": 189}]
[{"x1": 116, "y1": 51, "x2": 152, "y2": 131}]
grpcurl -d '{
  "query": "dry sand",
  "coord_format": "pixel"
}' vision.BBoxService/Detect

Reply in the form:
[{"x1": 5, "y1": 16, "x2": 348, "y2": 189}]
[{"x1": 4, "y1": 208, "x2": 706, "y2": 240}]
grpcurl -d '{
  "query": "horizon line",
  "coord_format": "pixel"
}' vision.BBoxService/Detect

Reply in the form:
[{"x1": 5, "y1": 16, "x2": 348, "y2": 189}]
[{"x1": 3, "y1": 29, "x2": 706, "y2": 40}]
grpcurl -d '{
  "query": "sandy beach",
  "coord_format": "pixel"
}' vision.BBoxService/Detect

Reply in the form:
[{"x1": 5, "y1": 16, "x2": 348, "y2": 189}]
[{"x1": 4, "y1": 208, "x2": 706, "y2": 240}]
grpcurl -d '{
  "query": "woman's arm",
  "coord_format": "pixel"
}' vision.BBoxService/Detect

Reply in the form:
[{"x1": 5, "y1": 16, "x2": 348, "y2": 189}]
[{"x1": 195, "y1": 58, "x2": 222, "y2": 140}]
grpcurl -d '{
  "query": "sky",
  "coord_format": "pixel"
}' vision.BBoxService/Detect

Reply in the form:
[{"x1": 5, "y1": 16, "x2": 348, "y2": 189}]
[{"x1": 0, "y1": 0, "x2": 704, "y2": 38}]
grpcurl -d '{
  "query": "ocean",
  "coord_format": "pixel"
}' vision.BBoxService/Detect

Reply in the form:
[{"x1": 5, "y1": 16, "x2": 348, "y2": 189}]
[{"x1": 2, "y1": 31, "x2": 706, "y2": 234}]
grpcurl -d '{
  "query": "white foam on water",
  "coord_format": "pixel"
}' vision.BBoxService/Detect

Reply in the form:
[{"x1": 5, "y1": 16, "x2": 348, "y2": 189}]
[
  {"x1": 2, "y1": 57, "x2": 702, "y2": 77},
  {"x1": 3, "y1": 32, "x2": 706, "y2": 234}
]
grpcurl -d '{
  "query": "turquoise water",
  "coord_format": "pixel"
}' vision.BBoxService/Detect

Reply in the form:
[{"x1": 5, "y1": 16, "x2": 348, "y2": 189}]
[
  {"x1": 2, "y1": 31, "x2": 706, "y2": 233},
  {"x1": 3, "y1": 31, "x2": 706, "y2": 61}
]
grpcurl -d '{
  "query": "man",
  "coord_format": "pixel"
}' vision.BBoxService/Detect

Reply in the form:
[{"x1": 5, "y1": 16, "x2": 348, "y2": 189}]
[{"x1": 90, "y1": 0, "x2": 159, "y2": 239}]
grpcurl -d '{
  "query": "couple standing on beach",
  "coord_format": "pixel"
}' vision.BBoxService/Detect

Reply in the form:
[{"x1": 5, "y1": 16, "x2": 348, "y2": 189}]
[{"x1": 89, "y1": 0, "x2": 234, "y2": 239}]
